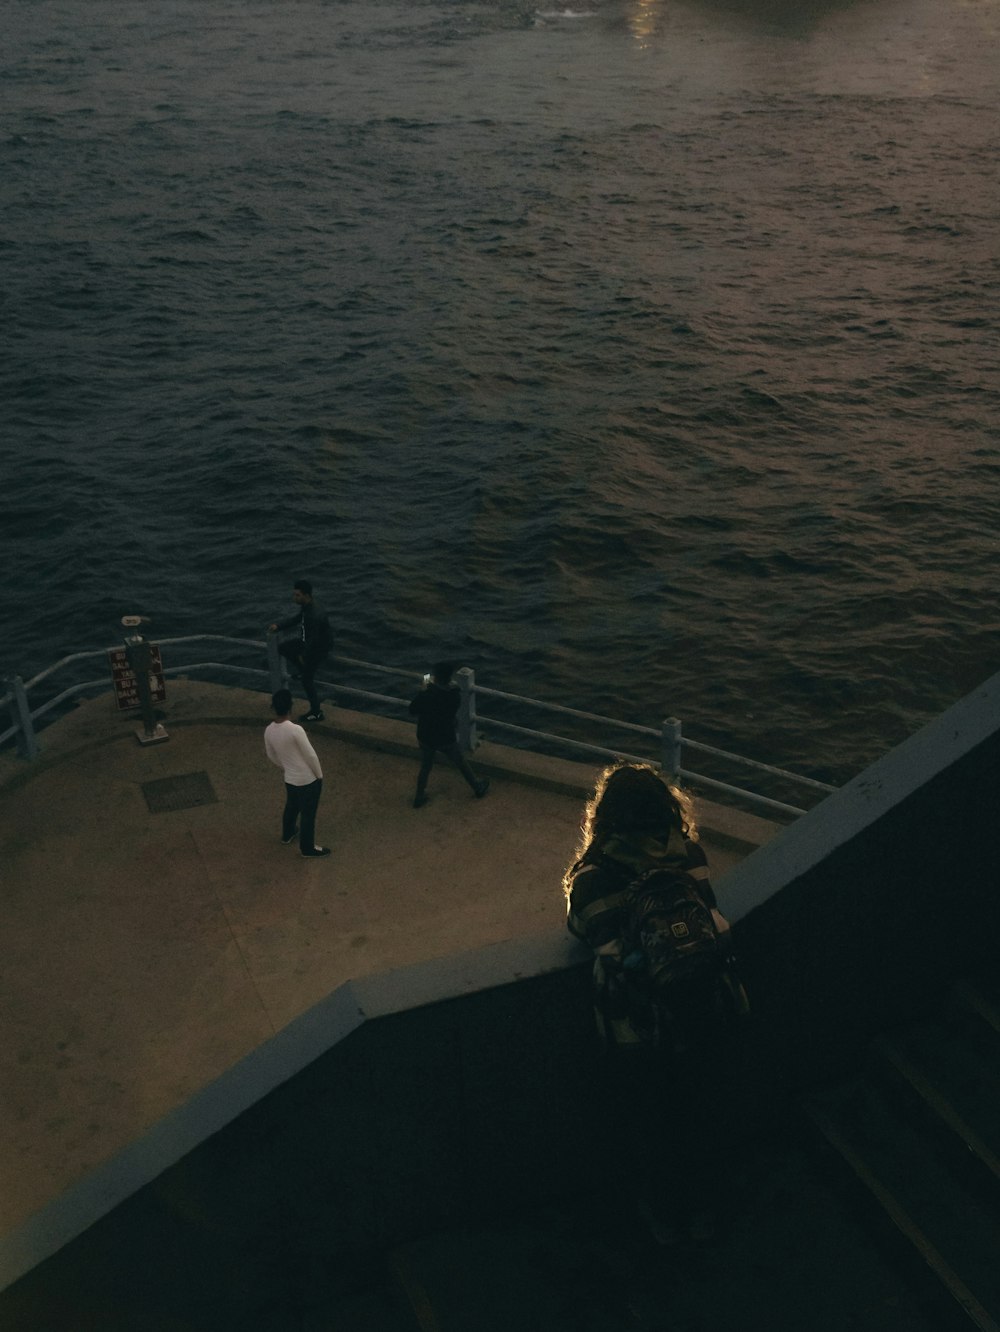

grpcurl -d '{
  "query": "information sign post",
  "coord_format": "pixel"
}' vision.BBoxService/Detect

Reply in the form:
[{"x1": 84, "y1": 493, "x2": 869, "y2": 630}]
[{"x1": 110, "y1": 616, "x2": 168, "y2": 745}]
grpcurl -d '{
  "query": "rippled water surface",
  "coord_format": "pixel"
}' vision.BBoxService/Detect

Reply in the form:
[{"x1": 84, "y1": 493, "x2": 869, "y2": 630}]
[{"x1": 3, "y1": 0, "x2": 999, "y2": 784}]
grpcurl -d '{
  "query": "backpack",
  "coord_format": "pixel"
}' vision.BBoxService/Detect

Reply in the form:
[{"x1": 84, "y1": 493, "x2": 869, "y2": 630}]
[{"x1": 618, "y1": 865, "x2": 744, "y2": 1051}]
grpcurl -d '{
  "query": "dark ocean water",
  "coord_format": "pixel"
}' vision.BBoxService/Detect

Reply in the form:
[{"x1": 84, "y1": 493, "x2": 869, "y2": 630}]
[{"x1": 2, "y1": 0, "x2": 999, "y2": 786}]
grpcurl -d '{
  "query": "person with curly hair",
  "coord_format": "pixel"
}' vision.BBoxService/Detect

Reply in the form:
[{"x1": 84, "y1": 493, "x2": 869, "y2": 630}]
[{"x1": 564, "y1": 761, "x2": 747, "y2": 1244}]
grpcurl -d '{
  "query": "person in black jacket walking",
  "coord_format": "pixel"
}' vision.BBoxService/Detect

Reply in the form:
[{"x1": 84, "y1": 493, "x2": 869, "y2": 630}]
[
  {"x1": 408, "y1": 661, "x2": 489, "y2": 809},
  {"x1": 268, "y1": 579, "x2": 332, "y2": 722}
]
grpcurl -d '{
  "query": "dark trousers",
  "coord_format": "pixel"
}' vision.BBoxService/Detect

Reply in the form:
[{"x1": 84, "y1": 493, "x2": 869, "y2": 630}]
[
  {"x1": 282, "y1": 778, "x2": 323, "y2": 853},
  {"x1": 278, "y1": 640, "x2": 327, "y2": 714},
  {"x1": 415, "y1": 742, "x2": 480, "y2": 798},
  {"x1": 603, "y1": 1035, "x2": 744, "y2": 1231}
]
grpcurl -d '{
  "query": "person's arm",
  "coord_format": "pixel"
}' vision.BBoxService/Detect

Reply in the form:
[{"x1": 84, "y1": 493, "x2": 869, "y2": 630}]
[
  {"x1": 684, "y1": 839, "x2": 717, "y2": 909},
  {"x1": 567, "y1": 864, "x2": 627, "y2": 954},
  {"x1": 269, "y1": 608, "x2": 303, "y2": 634},
  {"x1": 264, "y1": 731, "x2": 283, "y2": 769},
  {"x1": 685, "y1": 838, "x2": 737, "y2": 953},
  {"x1": 293, "y1": 727, "x2": 323, "y2": 781}
]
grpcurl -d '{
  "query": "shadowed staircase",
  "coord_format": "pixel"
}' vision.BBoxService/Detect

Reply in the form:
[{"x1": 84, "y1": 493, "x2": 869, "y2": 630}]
[{"x1": 803, "y1": 971, "x2": 1000, "y2": 1332}]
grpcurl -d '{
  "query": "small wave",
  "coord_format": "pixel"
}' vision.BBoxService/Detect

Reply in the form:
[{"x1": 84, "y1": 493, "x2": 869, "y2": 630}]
[
  {"x1": 535, "y1": 9, "x2": 596, "y2": 19},
  {"x1": 740, "y1": 385, "x2": 787, "y2": 413},
  {"x1": 162, "y1": 228, "x2": 219, "y2": 244}
]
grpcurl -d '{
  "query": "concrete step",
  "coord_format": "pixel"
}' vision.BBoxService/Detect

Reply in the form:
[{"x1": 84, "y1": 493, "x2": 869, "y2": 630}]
[
  {"x1": 953, "y1": 971, "x2": 1000, "y2": 1039},
  {"x1": 372, "y1": 1136, "x2": 943, "y2": 1332},
  {"x1": 385, "y1": 1219, "x2": 647, "y2": 1332},
  {"x1": 311, "y1": 1283, "x2": 417, "y2": 1332},
  {"x1": 803, "y1": 1076, "x2": 1000, "y2": 1332},
  {"x1": 871, "y1": 1013, "x2": 1000, "y2": 1194}
]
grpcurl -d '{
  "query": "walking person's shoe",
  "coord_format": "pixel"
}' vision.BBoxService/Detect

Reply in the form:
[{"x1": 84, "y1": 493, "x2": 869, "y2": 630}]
[
  {"x1": 474, "y1": 778, "x2": 490, "y2": 798},
  {"x1": 412, "y1": 793, "x2": 429, "y2": 809},
  {"x1": 301, "y1": 710, "x2": 325, "y2": 723},
  {"x1": 281, "y1": 832, "x2": 297, "y2": 844},
  {"x1": 301, "y1": 846, "x2": 331, "y2": 858}
]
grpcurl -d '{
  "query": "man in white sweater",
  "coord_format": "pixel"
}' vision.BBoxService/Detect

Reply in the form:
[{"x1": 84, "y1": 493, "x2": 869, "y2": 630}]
[{"x1": 264, "y1": 688, "x2": 331, "y2": 858}]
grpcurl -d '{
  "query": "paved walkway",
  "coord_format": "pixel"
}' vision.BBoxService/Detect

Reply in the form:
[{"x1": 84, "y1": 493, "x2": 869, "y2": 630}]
[{"x1": 0, "y1": 681, "x2": 777, "y2": 1265}]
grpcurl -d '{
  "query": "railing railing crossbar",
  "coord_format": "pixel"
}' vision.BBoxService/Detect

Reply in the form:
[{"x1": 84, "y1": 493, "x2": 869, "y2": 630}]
[
  {"x1": 25, "y1": 649, "x2": 116, "y2": 692},
  {"x1": 475, "y1": 685, "x2": 660, "y2": 738},
  {"x1": 30, "y1": 678, "x2": 117, "y2": 723},
  {"x1": 332, "y1": 653, "x2": 417, "y2": 683},
  {"x1": 479, "y1": 714, "x2": 653, "y2": 766},
  {"x1": 682, "y1": 737, "x2": 837, "y2": 792},
  {"x1": 678, "y1": 769, "x2": 807, "y2": 819},
  {"x1": 329, "y1": 683, "x2": 408, "y2": 710},
  {"x1": 156, "y1": 634, "x2": 265, "y2": 652},
  {"x1": 160, "y1": 663, "x2": 270, "y2": 682}
]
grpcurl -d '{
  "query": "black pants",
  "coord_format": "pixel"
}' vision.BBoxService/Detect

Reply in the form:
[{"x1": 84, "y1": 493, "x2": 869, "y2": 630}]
[
  {"x1": 282, "y1": 778, "x2": 323, "y2": 853},
  {"x1": 415, "y1": 742, "x2": 480, "y2": 798},
  {"x1": 278, "y1": 640, "x2": 327, "y2": 714},
  {"x1": 604, "y1": 1034, "x2": 744, "y2": 1231}
]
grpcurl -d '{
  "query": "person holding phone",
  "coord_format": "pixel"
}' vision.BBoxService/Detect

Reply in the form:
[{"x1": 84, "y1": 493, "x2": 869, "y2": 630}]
[{"x1": 408, "y1": 661, "x2": 489, "y2": 809}]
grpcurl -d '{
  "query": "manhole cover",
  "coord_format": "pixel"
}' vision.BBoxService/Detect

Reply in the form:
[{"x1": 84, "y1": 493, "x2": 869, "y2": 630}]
[{"x1": 141, "y1": 771, "x2": 218, "y2": 814}]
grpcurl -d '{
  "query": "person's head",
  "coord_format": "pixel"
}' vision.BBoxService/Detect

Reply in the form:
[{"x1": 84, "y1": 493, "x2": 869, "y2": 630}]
[
  {"x1": 586, "y1": 762, "x2": 695, "y2": 842},
  {"x1": 432, "y1": 660, "x2": 457, "y2": 686},
  {"x1": 564, "y1": 762, "x2": 696, "y2": 894},
  {"x1": 292, "y1": 579, "x2": 313, "y2": 605},
  {"x1": 271, "y1": 688, "x2": 293, "y2": 718}
]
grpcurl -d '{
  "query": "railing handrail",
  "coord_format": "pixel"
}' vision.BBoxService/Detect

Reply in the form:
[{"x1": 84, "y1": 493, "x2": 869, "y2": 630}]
[
  {"x1": 23, "y1": 649, "x2": 118, "y2": 692},
  {"x1": 475, "y1": 684, "x2": 660, "y2": 738},
  {"x1": 680, "y1": 738, "x2": 836, "y2": 793},
  {"x1": 3, "y1": 634, "x2": 836, "y2": 813},
  {"x1": 22, "y1": 635, "x2": 267, "y2": 693}
]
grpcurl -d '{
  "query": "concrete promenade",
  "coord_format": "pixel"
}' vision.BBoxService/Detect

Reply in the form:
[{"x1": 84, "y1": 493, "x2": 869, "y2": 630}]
[{"x1": 0, "y1": 680, "x2": 779, "y2": 1280}]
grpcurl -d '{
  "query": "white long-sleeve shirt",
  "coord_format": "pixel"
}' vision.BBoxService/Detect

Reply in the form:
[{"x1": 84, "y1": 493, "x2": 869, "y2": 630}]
[{"x1": 264, "y1": 720, "x2": 323, "y2": 786}]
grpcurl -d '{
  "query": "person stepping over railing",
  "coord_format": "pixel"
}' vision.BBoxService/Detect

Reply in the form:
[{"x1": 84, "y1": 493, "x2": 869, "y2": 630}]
[
  {"x1": 267, "y1": 578, "x2": 332, "y2": 723},
  {"x1": 409, "y1": 661, "x2": 489, "y2": 809}
]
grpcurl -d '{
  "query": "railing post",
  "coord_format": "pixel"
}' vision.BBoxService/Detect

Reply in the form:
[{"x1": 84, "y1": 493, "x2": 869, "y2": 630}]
[
  {"x1": 660, "y1": 716, "x2": 682, "y2": 781},
  {"x1": 6, "y1": 675, "x2": 39, "y2": 760},
  {"x1": 456, "y1": 667, "x2": 478, "y2": 752},
  {"x1": 266, "y1": 632, "x2": 285, "y2": 692}
]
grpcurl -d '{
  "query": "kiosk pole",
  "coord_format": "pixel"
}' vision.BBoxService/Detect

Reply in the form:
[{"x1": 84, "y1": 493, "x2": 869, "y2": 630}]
[{"x1": 122, "y1": 616, "x2": 168, "y2": 746}]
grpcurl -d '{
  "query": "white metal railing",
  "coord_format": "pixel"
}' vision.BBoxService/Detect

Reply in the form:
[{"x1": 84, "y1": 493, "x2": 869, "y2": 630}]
[{"x1": 2, "y1": 634, "x2": 836, "y2": 818}]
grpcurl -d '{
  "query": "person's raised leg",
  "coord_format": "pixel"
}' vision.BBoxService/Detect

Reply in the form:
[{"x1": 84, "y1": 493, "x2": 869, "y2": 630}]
[
  {"x1": 443, "y1": 742, "x2": 489, "y2": 798},
  {"x1": 300, "y1": 657, "x2": 324, "y2": 720},
  {"x1": 278, "y1": 640, "x2": 303, "y2": 679}
]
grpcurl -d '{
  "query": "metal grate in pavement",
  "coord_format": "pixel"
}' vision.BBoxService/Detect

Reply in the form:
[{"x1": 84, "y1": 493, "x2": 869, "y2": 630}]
[{"x1": 141, "y1": 771, "x2": 218, "y2": 814}]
